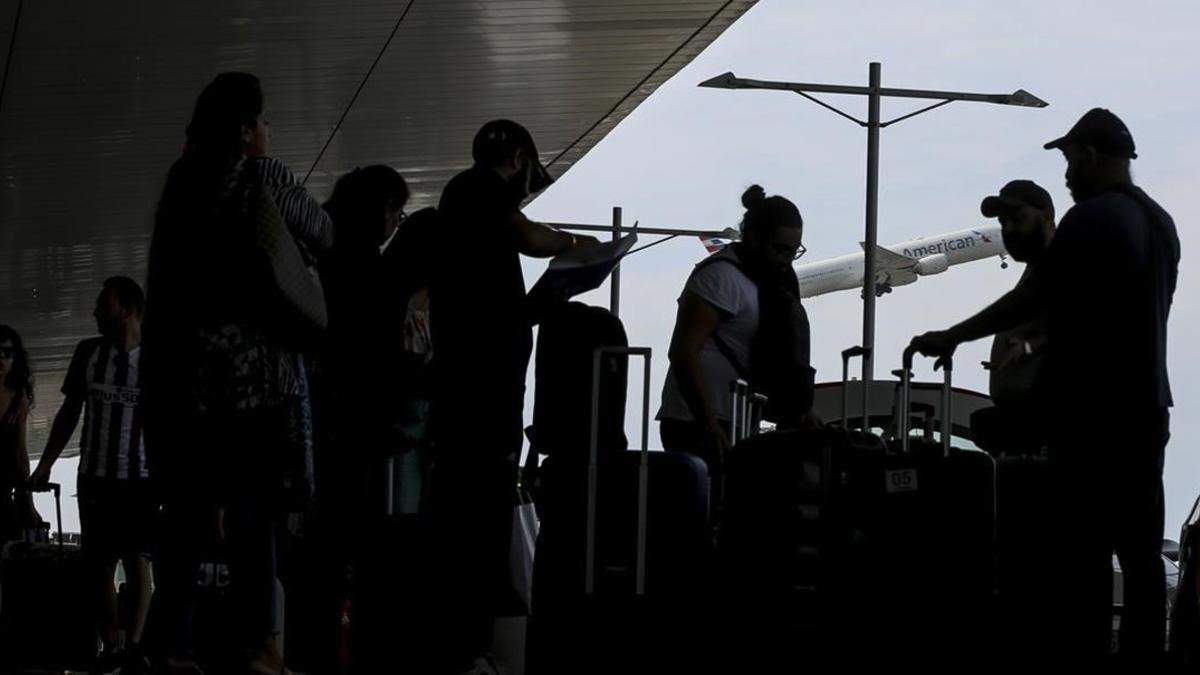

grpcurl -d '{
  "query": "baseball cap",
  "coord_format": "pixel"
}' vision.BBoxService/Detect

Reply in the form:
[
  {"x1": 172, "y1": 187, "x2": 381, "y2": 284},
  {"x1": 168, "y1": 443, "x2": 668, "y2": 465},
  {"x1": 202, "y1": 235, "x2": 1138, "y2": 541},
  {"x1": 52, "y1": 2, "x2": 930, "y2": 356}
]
[
  {"x1": 472, "y1": 119, "x2": 554, "y2": 191},
  {"x1": 981, "y1": 179, "x2": 1055, "y2": 218},
  {"x1": 1043, "y1": 108, "x2": 1137, "y2": 159}
]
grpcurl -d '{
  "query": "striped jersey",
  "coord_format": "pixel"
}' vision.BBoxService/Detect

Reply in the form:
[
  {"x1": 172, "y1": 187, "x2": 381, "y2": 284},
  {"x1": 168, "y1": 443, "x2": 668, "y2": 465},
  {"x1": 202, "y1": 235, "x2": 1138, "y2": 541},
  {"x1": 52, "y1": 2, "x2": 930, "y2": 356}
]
[{"x1": 63, "y1": 338, "x2": 148, "y2": 480}]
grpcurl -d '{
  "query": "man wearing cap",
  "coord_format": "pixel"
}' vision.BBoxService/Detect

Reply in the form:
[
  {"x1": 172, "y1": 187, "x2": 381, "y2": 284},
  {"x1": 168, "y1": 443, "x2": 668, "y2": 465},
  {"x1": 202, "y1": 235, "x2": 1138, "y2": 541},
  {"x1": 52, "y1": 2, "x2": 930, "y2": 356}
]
[
  {"x1": 429, "y1": 119, "x2": 597, "y2": 674},
  {"x1": 979, "y1": 180, "x2": 1056, "y2": 423},
  {"x1": 970, "y1": 180, "x2": 1058, "y2": 663},
  {"x1": 912, "y1": 109, "x2": 1180, "y2": 666}
]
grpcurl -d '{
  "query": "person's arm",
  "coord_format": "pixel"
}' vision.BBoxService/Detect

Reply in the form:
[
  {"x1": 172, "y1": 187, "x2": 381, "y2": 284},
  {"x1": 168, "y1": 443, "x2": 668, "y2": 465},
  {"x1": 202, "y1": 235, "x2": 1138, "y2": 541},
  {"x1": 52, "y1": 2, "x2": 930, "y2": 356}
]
[
  {"x1": 507, "y1": 211, "x2": 599, "y2": 258},
  {"x1": 911, "y1": 280, "x2": 1045, "y2": 358},
  {"x1": 277, "y1": 183, "x2": 335, "y2": 255},
  {"x1": 256, "y1": 157, "x2": 335, "y2": 256},
  {"x1": 667, "y1": 291, "x2": 730, "y2": 450},
  {"x1": 13, "y1": 400, "x2": 40, "y2": 522},
  {"x1": 29, "y1": 395, "x2": 84, "y2": 488}
]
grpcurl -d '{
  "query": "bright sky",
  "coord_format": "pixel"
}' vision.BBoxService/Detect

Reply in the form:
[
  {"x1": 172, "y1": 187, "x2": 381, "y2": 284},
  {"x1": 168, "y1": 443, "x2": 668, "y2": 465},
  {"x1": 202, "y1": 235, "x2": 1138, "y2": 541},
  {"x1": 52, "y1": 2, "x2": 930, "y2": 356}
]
[{"x1": 523, "y1": 0, "x2": 1200, "y2": 536}]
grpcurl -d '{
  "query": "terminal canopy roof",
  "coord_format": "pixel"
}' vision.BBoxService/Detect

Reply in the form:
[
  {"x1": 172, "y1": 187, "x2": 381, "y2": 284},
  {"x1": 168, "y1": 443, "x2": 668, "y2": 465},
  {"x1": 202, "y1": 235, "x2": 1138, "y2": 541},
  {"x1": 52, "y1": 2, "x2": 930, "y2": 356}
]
[{"x1": 0, "y1": 0, "x2": 756, "y2": 457}]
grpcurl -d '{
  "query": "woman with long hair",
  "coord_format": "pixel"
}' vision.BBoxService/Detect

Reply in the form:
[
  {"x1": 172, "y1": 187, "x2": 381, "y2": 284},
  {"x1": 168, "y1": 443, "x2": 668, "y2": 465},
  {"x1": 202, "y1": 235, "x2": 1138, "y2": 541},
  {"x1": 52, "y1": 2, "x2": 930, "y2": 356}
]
[
  {"x1": 0, "y1": 325, "x2": 40, "y2": 552},
  {"x1": 143, "y1": 72, "x2": 331, "y2": 675}
]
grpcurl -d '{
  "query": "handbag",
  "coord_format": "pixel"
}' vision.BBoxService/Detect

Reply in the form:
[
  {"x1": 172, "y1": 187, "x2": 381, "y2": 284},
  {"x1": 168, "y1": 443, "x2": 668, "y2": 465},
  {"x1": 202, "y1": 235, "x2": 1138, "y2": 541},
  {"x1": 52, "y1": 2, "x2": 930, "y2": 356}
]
[
  {"x1": 507, "y1": 487, "x2": 539, "y2": 616},
  {"x1": 247, "y1": 167, "x2": 328, "y2": 338}
]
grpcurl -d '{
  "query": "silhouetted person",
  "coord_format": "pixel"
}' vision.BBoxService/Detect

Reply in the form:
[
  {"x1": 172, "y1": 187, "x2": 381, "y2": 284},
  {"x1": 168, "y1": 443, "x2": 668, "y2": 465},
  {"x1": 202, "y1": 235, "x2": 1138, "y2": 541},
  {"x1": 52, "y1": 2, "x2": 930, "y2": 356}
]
[
  {"x1": 658, "y1": 185, "x2": 812, "y2": 509},
  {"x1": 318, "y1": 165, "x2": 410, "y2": 527},
  {"x1": 971, "y1": 180, "x2": 1056, "y2": 454},
  {"x1": 30, "y1": 277, "x2": 154, "y2": 674},
  {"x1": 312, "y1": 165, "x2": 410, "y2": 671},
  {"x1": 143, "y1": 72, "x2": 332, "y2": 675},
  {"x1": 381, "y1": 206, "x2": 440, "y2": 511},
  {"x1": 912, "y1": 108, "x2": 1179, "y2": 668},
  {"x1": 429, "y1": 119, "x2": 597, "y2": 674},
  {"x1": 0, "y1": 325, "x2": 40, "y2": 559},
  {"x1": 965, "y1": 181, "x2": 1059, "y2": 662}
]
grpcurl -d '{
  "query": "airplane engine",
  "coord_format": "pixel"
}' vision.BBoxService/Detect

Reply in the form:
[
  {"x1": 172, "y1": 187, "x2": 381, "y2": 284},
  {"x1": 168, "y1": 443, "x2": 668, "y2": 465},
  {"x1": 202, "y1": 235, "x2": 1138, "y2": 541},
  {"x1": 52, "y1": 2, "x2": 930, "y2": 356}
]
[{"x1": 915, "y1": 253, "x2": 949, "y2": 276}]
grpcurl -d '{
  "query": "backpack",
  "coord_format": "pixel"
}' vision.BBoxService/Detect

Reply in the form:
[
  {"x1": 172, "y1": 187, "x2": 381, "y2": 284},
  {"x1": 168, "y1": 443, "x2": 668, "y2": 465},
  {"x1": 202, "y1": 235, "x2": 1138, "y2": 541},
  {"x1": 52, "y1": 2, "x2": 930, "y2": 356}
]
[{"x1": 530, "y1": 302, "x2": 629, "y2": 458}]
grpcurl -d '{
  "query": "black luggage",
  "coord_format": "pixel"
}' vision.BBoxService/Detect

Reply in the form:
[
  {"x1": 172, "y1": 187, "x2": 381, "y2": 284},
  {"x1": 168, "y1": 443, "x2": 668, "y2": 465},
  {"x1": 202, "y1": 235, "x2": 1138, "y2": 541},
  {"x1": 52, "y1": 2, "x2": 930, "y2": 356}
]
[
  {"x1": 993, "y1": 450, "x2": 1055, "y2": 658},
  {"x1": 527, "y1": 346, "x2": 711, "y2": 675},
  {"x1": 1170, "y1": 494, "x2": 1200, "y2": 666},
  {"x1": 0, "y1": 483, "x2": 97, "y2": 673},
  {"x1": 718, "y1": 346, "x2": 998, "y2": 665},
  {"x1": 529, "y1": 302, "x2": 629, "y2": 462},
  {"x1": 875, "y1": 347, "x2": 997, "y2": 660},
  {"x1": 716, "y1": 348, "x2": 889, "y2": 666}
]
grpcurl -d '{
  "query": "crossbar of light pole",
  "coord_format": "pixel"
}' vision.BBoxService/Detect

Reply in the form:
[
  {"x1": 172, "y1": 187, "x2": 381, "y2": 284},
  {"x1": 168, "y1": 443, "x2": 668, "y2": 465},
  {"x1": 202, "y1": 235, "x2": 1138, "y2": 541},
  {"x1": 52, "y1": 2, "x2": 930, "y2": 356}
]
[
  {"x1": 699, "y1": 63, "x2": 1047, "y2": 432},
  {"x1": 544, "y1": 222, "x2": 738, "y2": 239},
  {"x1": 699, "y1": 72, "x2": 1048, "y2": 108}
]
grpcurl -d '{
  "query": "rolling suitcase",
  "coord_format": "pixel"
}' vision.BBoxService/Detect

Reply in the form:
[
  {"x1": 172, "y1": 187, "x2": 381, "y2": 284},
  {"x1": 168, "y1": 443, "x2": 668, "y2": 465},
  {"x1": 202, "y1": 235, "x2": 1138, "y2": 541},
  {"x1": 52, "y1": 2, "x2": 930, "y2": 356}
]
[
  {"x1": 0, "y1": 483, "x2": 97, "y2": 673},
  {"x1": 527, "y1": 346, "x2": 711, "y2": 675},
  {"x1": 1170, "y1": 494, "x2": 1200, "y2": 665},
  {"x1": 994, "y1": 449, "x2": 1054, "y2": 656},
  {"x1": 876, "y1": 347, "x2": 997, "y2": 660},
  {"x1": 716, "y1": 347, "x2": 889, "y2": 666}
]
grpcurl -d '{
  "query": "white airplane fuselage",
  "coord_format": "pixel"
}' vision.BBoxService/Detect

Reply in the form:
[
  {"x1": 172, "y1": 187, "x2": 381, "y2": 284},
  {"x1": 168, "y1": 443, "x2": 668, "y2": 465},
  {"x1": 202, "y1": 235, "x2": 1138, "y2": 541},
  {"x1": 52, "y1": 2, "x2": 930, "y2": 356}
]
[{"x1": 795, "y1": 226, "x2": 1007, "y2": 299}]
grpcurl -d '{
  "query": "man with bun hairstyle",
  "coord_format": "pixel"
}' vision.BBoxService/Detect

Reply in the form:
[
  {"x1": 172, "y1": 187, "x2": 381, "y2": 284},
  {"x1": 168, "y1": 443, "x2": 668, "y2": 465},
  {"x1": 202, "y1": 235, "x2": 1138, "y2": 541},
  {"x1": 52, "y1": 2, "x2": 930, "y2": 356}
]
[{"x1": 659, "y1": 184, "x2": 813, "y2": 511}]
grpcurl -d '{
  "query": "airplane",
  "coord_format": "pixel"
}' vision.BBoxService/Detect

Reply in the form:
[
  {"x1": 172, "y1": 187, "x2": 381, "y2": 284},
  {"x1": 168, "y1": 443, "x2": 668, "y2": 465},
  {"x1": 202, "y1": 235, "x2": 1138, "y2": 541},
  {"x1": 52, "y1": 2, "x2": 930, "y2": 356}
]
[
  {"x1": 700, "y1": 224, "x2": 1008, "y2": 295},
  {"x1": 705, "y1": 226, "x2": 1009, "y2": 298},
  {"x1": 796, "y1": 226, "x2": 1009, "y2": 298}
]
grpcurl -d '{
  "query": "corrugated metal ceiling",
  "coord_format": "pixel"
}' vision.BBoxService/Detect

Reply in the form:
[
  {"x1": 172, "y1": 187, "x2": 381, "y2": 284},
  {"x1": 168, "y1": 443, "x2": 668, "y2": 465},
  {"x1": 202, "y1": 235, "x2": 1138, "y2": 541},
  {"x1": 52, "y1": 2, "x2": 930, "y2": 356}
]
[{"x1": 0, "y1": 0, "x2": 757, "y2": 457}]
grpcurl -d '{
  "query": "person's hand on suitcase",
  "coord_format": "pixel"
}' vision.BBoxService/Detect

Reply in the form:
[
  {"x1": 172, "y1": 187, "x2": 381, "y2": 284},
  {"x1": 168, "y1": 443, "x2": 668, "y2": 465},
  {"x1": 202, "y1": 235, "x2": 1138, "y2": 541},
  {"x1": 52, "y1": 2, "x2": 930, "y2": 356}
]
[
  {"x1": 706, "y1": 418, "x2": 732, "y2": 464},
  {"x1": 910, "y1": 330, "x2": 959, "y2": 359}
]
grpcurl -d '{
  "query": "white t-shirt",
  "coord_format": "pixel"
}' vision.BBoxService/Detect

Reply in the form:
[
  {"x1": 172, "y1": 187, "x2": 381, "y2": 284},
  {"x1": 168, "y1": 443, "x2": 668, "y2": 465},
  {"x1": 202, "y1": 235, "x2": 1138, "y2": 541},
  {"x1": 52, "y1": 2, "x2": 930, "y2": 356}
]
[{"x1": 658, "y1": 256, "x2": 759, "y2": 424}]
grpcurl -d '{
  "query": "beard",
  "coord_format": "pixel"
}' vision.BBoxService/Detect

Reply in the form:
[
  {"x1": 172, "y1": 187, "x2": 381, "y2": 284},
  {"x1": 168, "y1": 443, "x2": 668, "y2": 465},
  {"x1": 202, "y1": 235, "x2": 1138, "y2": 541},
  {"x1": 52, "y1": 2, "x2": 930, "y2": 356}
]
[{"x1": 1003, "y1": 230, "x2": 1047, "y2": 263}]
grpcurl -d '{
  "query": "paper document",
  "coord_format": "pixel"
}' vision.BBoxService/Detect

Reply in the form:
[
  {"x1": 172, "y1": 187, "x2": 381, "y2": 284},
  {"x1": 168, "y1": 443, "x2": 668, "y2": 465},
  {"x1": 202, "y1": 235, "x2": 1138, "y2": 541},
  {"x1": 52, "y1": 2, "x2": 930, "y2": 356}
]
[
  {"x1": 528, "y1": 233, "x2": 638, "y2": 310},
  {"x1": 546, "y1": 233, "x2": 638, "y2": 271}
]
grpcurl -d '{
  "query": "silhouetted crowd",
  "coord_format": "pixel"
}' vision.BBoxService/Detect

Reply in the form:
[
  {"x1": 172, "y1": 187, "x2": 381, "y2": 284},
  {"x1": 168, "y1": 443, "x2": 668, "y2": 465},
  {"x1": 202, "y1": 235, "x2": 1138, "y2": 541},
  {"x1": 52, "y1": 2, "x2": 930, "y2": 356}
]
[{"x1": 0, "y1": 72, "x2": 1192, "y2": 675}]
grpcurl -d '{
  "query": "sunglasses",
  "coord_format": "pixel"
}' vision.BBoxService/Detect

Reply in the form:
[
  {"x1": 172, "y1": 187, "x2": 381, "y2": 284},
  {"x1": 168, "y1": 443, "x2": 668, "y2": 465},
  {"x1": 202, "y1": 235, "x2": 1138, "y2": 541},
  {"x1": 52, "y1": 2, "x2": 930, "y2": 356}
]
[{"x1": 0, "y1": 347, "x2": 15, "y2": 359}]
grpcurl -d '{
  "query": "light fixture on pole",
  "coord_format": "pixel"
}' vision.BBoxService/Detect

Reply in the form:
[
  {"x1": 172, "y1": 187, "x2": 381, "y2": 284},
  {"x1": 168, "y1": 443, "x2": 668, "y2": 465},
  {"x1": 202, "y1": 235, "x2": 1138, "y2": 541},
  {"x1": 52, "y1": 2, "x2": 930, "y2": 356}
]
[{"x1": 700, "y1": 62, "x2": 1047, "y2": 429}]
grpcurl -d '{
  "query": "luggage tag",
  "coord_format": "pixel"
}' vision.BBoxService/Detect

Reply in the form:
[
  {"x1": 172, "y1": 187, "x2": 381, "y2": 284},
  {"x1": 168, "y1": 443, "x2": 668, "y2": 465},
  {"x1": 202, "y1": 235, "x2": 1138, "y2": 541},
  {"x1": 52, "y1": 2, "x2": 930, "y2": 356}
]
[{"x1": 886, "y1": 468, "x2": 919, "y2": 494}]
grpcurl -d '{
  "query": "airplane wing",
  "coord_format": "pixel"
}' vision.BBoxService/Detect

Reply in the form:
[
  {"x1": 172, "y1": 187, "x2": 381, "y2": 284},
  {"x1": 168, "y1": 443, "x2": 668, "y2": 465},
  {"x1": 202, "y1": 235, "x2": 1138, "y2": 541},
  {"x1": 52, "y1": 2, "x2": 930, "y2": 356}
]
[
  {"x1": 860, "y1": 243, "x2": 917, "y2": 272},
  {"x1": 859, "y1": 243, "x2": 918, "y2": 291}
]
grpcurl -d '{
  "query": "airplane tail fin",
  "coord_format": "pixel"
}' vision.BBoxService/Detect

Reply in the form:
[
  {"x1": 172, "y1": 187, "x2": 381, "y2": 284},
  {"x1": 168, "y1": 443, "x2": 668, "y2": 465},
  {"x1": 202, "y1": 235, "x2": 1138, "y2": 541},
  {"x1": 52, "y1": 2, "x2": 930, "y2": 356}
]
[{"x1": 699, "y1": 234, "x2": 732, "y2": 254}]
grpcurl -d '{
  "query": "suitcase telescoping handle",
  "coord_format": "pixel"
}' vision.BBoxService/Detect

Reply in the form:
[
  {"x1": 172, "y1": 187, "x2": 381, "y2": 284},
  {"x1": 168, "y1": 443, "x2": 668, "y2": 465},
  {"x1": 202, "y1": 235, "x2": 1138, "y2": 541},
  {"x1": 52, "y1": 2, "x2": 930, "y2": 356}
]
[
  {"x1": 729, "y1": 380, "x2": 767, "y2": 443},
  {"x1": 586, "y1": 346, "x2": 651, "y2": 597},
  {"x1": 24, "y1": 482, "x2": 64, "y2": 553},
  {"x1": 841, "y1": 346, "x2": 870, "y2": 431},
  {"x1": 899, "y1": 346, "x2": 953, "y2": 456}
]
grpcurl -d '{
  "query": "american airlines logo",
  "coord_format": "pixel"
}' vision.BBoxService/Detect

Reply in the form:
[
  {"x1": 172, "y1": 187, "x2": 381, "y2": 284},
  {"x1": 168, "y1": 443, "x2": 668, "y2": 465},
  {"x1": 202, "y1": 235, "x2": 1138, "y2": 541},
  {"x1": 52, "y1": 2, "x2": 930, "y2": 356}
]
[{"x1": 902, "y1": 234, "x2": 979, "y2": 258}]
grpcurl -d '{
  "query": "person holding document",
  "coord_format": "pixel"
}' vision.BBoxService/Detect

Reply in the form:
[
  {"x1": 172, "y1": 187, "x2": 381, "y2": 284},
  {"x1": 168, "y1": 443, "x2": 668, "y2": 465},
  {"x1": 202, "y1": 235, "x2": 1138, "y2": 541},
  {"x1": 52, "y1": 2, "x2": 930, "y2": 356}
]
[{"x1": 428, "y1": 119, "x2": 597, "y2": 675}]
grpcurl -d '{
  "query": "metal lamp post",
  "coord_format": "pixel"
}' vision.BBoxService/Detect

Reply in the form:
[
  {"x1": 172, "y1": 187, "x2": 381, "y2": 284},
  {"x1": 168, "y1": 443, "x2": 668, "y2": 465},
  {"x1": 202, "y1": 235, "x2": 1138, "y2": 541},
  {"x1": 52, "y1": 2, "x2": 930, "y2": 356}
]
[{"x1": 699, "y1": 62, "x2": 1047, "y2": 428}]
